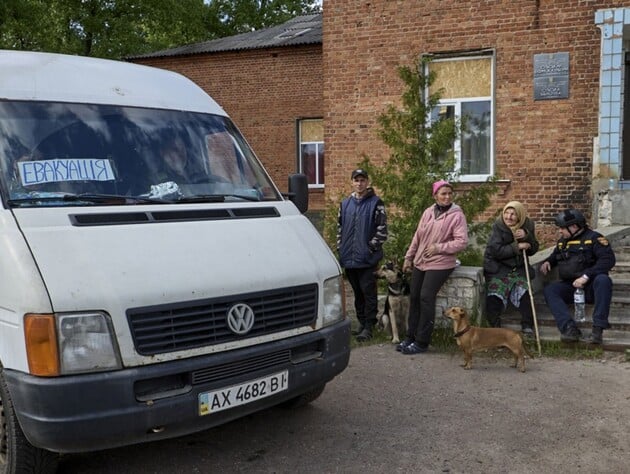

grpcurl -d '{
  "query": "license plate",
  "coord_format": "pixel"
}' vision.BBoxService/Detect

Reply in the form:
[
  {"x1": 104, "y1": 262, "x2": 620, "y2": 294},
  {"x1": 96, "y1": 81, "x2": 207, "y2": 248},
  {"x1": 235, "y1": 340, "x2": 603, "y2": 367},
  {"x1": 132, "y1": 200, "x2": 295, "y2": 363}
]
[{"x1": 198, "y1": 370, "x2": 289, "y2": 416}]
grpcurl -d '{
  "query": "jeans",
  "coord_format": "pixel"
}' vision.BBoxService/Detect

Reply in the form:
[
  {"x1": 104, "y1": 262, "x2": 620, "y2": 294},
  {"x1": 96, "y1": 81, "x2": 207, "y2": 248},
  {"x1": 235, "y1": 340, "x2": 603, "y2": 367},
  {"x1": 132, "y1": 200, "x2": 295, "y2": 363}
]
[{"x1": 543, "y1": 274, "x2": 612, "y2": 333}]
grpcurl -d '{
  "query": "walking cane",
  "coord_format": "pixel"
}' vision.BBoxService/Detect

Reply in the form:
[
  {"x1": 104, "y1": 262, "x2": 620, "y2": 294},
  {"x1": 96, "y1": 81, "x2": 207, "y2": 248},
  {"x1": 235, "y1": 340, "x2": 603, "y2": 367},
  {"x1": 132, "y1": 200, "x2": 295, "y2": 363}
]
[{"x1": 522, "y1": 249, "x2": 542, "y2": 356}]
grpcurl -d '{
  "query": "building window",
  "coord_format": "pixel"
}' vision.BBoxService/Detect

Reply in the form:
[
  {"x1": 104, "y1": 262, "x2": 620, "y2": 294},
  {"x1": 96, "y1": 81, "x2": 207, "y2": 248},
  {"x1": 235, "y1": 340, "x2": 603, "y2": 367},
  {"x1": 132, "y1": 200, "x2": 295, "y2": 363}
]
[
  {"x1": 298, "y1": 118, "x2": 324, "y2": 187},
  {"x1": 428, "y1": 54, "x2": 494, "y2": 181}
]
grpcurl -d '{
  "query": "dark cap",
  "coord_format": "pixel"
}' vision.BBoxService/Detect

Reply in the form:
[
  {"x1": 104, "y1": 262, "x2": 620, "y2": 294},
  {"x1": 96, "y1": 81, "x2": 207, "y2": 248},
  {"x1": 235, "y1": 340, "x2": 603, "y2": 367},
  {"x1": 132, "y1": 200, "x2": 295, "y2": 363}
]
[{"x1": 351, "y1": 169, "x2": 368, "y2": 179}]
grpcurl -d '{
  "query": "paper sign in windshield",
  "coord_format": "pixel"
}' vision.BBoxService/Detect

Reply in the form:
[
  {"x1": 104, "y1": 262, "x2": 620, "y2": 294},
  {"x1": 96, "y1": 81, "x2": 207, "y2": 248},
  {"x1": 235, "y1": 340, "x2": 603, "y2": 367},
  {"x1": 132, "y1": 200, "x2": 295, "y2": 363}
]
[{"x1": 18, "y1": 159, "x2": 115, "y2": 186}]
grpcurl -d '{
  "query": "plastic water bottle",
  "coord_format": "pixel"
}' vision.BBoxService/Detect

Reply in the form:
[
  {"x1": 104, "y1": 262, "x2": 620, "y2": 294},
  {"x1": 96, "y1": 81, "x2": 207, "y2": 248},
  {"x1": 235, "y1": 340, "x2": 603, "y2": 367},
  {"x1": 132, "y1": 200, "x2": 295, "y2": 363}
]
[{"x1": 574, "y1": 288, "x2": 586, "y2": 323}]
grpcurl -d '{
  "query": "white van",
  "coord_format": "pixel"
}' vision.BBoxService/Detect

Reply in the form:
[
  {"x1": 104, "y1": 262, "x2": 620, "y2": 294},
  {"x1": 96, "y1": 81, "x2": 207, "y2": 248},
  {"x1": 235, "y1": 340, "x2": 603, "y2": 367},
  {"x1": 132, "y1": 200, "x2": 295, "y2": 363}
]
[{"x1": 0, "y1": 50, "x2": 349, "y2": 472}]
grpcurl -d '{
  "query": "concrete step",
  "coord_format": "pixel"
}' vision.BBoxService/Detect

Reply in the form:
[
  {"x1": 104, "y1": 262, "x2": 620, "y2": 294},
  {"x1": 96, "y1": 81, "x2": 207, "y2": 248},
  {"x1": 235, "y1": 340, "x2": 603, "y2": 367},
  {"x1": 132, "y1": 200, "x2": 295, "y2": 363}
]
[
  {"x1": 505, "y1": 302, "x2": 629, "y2": 326},
  {"x1": 501, "y1": 321, "x2": 630, "y2": 352},
  {"x1": 612, "y1": 282, "x2": 630, "y2": 298},
  {"x1": 611, "y1": 261, "x2": 630, "y2": 274},
  {"x1": 502, "y1": 305, "x2": 630, "y2": 351},
  {"x1": 614, "y1": 247, "x2": 630, "y2": 261},
  {"x1": 530, "y1": 291, "x2": 630, "y2": 320}
]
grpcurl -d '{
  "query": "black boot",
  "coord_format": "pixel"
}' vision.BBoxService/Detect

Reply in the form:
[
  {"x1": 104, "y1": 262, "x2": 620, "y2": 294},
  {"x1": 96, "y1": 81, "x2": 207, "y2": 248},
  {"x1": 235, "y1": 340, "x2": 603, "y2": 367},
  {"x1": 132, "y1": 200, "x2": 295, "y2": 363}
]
[
  {"x1": 485, "y1": 295, "x2": 503, "y2": 328},
  {"x1": 355, "y1": 326, "x2": 372, "y2": 342},
  {"x1": 589, "y1": 326, "x2": 603, "y2": 345},
  {"x1": 519, "y1": 294, "x2": 535, "y2": 335},
  {"x1": 351, "y1": 323, "x2": 364, "y2": 336},
  {"x1": 356, "y1": 319, "x2": 373, "y2": 341},
  {"x1": 561, "y1": 325, "x2": 582, "y2": 342}
]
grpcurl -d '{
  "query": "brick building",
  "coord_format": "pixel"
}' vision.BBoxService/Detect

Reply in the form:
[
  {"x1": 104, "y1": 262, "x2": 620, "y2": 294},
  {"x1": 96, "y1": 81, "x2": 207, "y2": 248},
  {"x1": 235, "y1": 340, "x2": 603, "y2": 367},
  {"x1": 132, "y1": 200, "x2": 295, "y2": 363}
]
[
  {"x1": 132, "y1": 3, "x2": 630, "y2": 244},
  {"x1": 324, "y1": 0, "x2": 630, "y2": 243}
]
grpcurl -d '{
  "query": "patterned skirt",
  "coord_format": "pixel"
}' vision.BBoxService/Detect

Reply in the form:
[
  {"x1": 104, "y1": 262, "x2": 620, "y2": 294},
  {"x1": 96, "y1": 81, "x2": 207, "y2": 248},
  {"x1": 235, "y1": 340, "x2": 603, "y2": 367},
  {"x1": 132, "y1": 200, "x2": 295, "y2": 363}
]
[{"x1": 486, "y1": 270, "x2": 528, "y2": 309}]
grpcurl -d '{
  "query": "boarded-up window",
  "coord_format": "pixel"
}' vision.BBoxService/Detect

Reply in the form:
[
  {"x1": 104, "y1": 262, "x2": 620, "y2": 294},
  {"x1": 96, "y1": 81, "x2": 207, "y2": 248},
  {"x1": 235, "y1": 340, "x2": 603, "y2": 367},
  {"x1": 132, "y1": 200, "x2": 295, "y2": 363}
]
[
  {"x1": 429, "y1": 55, "x2": 493, "y2": 179},
  {"x1": 299, "y1": 119, "x2": 324, "y2": 186}
]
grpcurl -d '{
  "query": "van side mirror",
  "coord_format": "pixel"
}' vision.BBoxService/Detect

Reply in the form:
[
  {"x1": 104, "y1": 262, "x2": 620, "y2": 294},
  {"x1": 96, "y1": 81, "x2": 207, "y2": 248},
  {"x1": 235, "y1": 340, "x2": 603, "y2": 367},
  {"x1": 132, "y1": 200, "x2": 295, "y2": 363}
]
[{"x1": 287, "y1": 173, "x2": 308, "y2": 213}]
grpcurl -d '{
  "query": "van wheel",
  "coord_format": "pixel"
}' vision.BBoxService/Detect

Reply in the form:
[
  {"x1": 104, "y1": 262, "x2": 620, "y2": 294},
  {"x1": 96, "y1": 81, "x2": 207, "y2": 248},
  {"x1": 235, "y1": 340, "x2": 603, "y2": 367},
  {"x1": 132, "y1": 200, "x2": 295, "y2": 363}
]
[
  {"x1": 281, "y1": 384, "x2": 326, "y2": 409},
  {"x1": 0, "y1": 369, "x2": 59, "y2": 474}
]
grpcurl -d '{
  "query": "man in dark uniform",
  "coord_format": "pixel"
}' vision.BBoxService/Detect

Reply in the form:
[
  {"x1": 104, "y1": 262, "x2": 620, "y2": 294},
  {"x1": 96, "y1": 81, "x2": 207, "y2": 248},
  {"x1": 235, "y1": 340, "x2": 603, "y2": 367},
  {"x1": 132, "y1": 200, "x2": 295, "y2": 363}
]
[{"x1": 540, "y1": 209, "x2": 616, "y2": 344}]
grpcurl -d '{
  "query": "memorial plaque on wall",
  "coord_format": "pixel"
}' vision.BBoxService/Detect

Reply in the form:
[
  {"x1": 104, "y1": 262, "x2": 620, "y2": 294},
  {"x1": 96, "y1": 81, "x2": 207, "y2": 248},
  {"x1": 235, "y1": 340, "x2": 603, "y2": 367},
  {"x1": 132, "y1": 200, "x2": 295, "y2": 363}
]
[{"x1": 533, "y1": 52, "x2": 569, "y2": 100}]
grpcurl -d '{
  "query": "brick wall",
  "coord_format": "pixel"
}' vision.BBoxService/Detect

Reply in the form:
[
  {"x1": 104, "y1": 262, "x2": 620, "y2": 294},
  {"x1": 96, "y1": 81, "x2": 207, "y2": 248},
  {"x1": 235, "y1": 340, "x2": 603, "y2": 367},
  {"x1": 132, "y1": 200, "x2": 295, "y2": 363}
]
[
  {"x1": 133, "y1": 44, "x2": 326, "y2": 210},
  {"x1": 323, "y1": 0, "x2": 627, "y2": 245}
]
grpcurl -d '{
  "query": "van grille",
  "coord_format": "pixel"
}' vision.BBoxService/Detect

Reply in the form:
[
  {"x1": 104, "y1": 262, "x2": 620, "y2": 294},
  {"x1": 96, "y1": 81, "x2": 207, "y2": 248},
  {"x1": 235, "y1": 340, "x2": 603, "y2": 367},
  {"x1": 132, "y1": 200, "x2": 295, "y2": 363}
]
[
  {"x1": 191, "y1": 349, "x2": 291, "y2": 385},
  {"x1": 70, "y1": 207, "x2": 280, "y2": 226},
  {"x1": 127, "y1": 284, "x2": 318, "y2": 355}
]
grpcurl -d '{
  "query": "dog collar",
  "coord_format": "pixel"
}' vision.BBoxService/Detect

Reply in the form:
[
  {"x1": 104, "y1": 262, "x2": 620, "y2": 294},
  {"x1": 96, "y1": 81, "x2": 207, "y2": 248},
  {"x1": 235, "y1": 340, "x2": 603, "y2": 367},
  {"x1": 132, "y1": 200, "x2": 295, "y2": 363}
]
[
  {"x1": 453, "y1": 326, "x2": 471, "y2": 338},
  {"x1": 388, "y1": 283, "x2": 405, "y2": 295},
  {"x1": 388, "y1": 275, "x2": 409, "y2": 295}
]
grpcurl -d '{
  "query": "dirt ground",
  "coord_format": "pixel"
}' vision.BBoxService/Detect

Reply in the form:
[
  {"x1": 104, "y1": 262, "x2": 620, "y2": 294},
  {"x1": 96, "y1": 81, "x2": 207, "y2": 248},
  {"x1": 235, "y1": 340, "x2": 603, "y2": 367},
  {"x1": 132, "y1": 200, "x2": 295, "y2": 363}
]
[
  {"x1": 59, "y1": 344, "x2": 630, "y2": 474},
  {"x1": 324, "y1": 344, "x2": 630, "y2": 474}
]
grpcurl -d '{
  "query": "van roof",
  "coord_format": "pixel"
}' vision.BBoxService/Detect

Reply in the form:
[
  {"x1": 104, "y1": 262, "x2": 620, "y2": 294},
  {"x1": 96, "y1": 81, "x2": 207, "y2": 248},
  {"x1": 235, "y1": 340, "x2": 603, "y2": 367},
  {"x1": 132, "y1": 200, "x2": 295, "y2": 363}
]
[{"x1": 0, "y1": 50, "x2": 226, "y2": 115}]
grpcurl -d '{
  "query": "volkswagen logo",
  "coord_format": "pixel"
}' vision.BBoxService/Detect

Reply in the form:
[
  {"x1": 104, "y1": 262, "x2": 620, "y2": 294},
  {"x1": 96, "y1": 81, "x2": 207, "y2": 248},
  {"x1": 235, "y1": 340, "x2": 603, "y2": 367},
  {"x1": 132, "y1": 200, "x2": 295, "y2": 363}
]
[{"x1": 226, "y1": 303, "x2": 255, "y2": 335}]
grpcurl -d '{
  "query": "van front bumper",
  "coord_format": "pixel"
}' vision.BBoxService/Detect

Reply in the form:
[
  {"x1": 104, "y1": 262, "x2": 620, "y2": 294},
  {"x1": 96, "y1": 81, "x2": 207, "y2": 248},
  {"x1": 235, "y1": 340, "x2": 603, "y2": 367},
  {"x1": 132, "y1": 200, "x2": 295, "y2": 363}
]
[{"x1": 5, "y1": 319, "x2": 350, "y2": 453}]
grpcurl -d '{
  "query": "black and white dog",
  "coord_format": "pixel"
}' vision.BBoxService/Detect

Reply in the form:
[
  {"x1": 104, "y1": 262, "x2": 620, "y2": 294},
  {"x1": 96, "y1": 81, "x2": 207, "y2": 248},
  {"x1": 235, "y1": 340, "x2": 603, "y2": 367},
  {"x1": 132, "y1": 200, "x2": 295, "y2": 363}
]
[{"x1": 375, "y1": 262, "x2": 410, "y2": 344}]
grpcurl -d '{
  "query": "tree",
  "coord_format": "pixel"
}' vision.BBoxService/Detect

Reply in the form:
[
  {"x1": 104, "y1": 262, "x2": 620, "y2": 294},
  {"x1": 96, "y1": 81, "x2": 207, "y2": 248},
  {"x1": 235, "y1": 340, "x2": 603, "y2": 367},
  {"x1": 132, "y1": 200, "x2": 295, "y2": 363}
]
[
  {"x1": 0, "y1": 0, "x2": 321, "y2": 59},
  {"x1": 0, "y1": 0, "x2": 59, "y2": 51},
  {"x1": 355, "y1": 57, "x2": 497, "y2": 266},
  {"x1": 206, "y1": 0, "x2": 321, "y2": 36}
]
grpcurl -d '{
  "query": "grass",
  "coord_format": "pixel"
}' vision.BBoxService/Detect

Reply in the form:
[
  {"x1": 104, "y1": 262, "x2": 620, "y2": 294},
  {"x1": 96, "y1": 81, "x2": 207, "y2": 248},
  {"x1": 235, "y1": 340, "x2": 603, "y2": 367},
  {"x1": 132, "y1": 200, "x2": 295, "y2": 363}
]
[
  {"x1": 535, "y1": 340, "x2": 605, "y2": 359},
  {"x1": 351, "y1": 324, "x2": 458, "y2": 354},
  {"x1": 350, "y1": 319, "x2": 611, "y2": 360}
]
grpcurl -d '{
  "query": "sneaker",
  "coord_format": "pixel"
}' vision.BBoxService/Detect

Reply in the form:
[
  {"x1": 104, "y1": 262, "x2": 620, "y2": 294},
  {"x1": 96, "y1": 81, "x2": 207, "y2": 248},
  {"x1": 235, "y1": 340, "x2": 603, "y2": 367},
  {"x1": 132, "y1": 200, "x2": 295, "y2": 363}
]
[
  {"x1": 355, "y1": 327, "x2": 372, "y2": 342},
  {"x1": 589, "y1": 326, "x2": 603, "y2": 345},
  {"x1": 521, "y1": 327, "x2": 535, "y2": 338},
  {"x1": 396, "y1": 338, "x2": 413, "y2": 352},
  {"x1": 401, "y1": 341, "x2": 428, "y2": 355},
  {"x1": 560, "y1": 326, "x2": 582, "y2": 343}
]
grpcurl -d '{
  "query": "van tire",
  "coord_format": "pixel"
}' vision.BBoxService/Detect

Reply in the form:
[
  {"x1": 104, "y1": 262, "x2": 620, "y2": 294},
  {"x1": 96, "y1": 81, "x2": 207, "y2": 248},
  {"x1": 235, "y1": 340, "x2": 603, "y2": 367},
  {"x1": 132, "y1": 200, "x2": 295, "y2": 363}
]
[
  {"x1": 281, "y1": 384, "x2": 326, "y2": 409},
  {"x1": 0, "y1": 369, "x2": 59, "y2": 474}
]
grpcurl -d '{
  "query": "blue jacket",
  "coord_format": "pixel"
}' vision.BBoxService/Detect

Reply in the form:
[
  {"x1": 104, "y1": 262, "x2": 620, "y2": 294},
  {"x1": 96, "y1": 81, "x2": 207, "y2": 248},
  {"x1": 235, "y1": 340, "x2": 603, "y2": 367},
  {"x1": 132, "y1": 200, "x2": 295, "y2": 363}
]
[{"x1": 337, "y1": 188, "x2": 387, "y2": 269}]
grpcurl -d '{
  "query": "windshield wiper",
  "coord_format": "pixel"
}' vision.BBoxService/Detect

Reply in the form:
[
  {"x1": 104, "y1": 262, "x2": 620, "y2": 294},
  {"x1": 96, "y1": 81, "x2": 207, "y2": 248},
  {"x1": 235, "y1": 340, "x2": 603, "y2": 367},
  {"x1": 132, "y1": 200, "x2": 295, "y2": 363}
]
[
  {"x1": 8, "y1": 192, "x2": 261, "y2": 207},
  {"x1": 8, "y1": 193, "x2": 168, "y2": 206},
  {"x1": 176, "y1": 193, "x2": 260, "y2": 203},
  {"x1": 64, "y1": 193, "x2": 170, "y2": 204}
]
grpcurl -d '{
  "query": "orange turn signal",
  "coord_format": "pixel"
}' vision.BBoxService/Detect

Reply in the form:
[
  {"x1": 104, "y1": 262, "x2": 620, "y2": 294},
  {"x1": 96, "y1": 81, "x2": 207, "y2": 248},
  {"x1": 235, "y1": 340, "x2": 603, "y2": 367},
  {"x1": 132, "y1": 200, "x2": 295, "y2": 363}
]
[{"x1": 24, "y1": 314, "x2": 60, "y2": 376}]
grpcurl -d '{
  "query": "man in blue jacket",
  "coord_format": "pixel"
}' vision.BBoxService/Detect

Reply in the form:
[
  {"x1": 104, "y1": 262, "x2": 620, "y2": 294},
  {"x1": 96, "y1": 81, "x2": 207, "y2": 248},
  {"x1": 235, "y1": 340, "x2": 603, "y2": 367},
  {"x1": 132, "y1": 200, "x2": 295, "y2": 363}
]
[
  {"x1": 540, "y1": 209, "x2": 616, "y2": 344},
  {"x1": 337, "y1": 169, "x2": 388, "y2": 341}
]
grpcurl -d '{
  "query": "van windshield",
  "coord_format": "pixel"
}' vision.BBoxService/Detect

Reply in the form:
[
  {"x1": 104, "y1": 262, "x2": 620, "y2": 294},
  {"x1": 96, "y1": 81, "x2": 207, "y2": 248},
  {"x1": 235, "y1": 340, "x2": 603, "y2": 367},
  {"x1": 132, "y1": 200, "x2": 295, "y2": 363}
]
[{"x1": 0, "y1": 101, "x2": 282, "y2": 207}]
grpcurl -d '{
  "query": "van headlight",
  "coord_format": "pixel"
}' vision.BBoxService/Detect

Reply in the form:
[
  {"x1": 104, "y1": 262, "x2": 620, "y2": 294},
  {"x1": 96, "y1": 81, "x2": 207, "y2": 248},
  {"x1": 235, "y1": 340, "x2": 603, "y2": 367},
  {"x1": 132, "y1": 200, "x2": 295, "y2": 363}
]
[
  {"x1": 322, "y1": 275, "x2": 345, "y2": 326},
  {"x1": 58, "y1": 312, "x2": 121, "y2": 374}
]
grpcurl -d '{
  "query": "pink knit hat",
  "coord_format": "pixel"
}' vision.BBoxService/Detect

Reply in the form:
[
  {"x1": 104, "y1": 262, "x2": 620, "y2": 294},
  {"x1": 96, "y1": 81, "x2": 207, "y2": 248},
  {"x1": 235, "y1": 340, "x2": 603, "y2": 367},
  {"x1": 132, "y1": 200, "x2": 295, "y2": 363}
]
[{"x1": 432, "y1": 179, "x2": 451, "y2": 195}]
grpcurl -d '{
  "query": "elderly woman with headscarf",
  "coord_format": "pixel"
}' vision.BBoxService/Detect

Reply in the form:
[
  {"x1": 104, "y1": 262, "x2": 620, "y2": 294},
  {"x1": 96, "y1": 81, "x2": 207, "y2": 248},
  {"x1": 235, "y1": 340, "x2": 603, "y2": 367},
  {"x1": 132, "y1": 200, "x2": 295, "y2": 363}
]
[
  {"x1": 398, "y1": 180, "x2": 469, "y2": 354},
  {"x1": 483, "y1": 201, "x2": 539, "y2": 335}
]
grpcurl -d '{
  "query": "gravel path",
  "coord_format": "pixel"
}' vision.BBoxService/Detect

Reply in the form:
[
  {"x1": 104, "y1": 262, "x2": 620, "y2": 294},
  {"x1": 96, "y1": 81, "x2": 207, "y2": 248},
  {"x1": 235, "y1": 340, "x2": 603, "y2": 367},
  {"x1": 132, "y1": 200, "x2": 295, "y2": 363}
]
[{"x1": 59, "y1": 345, "x2": 630, "y2": 474}]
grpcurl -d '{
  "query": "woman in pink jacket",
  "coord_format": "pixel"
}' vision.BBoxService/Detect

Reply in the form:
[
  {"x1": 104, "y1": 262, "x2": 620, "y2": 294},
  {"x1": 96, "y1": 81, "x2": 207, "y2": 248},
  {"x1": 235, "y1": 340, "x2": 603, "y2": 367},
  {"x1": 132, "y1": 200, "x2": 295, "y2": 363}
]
[{"x1": 398, "y1": 180, "x2": 469, "y2": 354}]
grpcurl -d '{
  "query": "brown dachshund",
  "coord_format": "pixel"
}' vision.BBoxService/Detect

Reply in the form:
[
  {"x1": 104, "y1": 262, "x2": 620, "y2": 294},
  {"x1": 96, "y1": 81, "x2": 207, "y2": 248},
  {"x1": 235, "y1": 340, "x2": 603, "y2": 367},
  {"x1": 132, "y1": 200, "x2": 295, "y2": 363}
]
[{"x1": 443, "y1": 306, "x2": 532, "y2": 372}]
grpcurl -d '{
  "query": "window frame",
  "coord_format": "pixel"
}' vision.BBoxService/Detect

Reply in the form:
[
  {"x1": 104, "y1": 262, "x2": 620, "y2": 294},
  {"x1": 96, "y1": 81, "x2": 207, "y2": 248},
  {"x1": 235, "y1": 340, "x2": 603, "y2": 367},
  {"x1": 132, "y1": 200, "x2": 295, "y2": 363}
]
[
  {"x1": 297, "y1": 118, "x2": 325, "y2": 189},
  {"x1": 426, "y1": 53, "x2": 495, "y2": 182}
]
